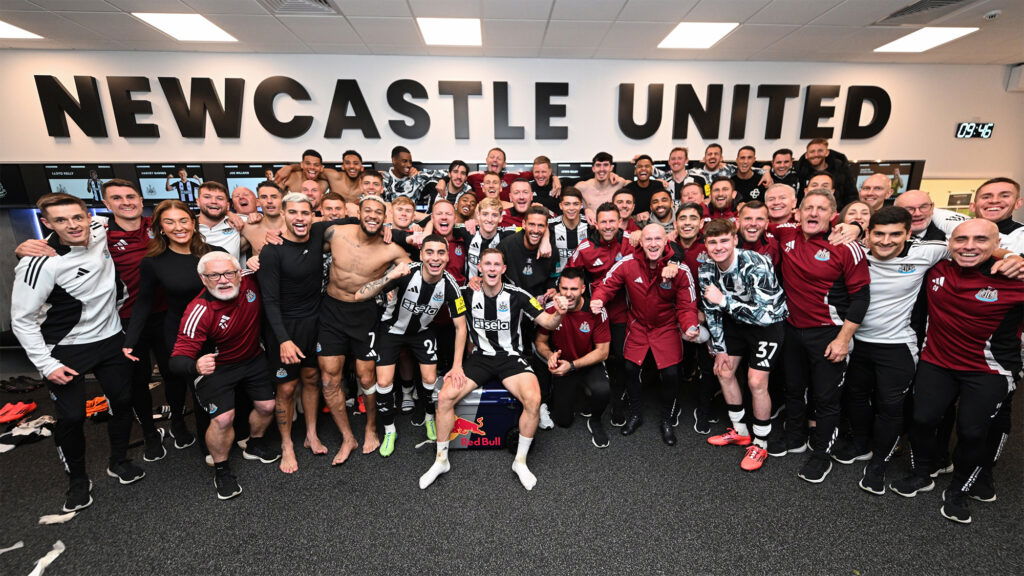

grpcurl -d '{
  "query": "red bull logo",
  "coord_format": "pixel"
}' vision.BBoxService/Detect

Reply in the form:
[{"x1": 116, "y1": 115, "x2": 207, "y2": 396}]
[{"x1": 449, "y1": 416, "x2": 486, "y2": 441}]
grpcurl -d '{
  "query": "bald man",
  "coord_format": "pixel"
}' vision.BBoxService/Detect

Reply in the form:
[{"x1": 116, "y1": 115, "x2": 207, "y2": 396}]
[
  {"x1": 300, "y1": 179, "x2": 324, "y2": 213},
  {"x1": 858, "y1": 173, "x2": 893, "y2": 212},
  {"x1": 890, "y1": 219, "x2": 1023, "y2": 524},
  {"x1": 895, "y1": 190, "x2": 947, "y2": 240}
]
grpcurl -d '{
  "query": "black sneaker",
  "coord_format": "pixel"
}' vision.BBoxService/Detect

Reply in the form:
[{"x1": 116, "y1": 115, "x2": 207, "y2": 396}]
[
  {"x1": 859, "y1": 463, "x2": 885, "y2": 495},
  {"x1": 768, "y1": 436, "x2": 807, "y2": 457},
  {"x1": 660, "y1": 420, "x2": 677, "y2": 446},
  {"x1": 106, "y1": 460, "x2": 145, "y2": 485},
  {"x1": 169, "y1": 421, "x2": 196, "y2": 449},
  {"x1": 890, "y1": 474, "x2": 935, "y2": 497},
  {"x1": 941, "y1": 489, "x2": 972, "y2": 524},
  {"x1": 609, "y1": 405, "x2": 627, "y2": 427},
  {"x1": 215, "y1": 470, "x2": 242, "y2": 500},
  {"x1": 410, "y1": 403, "x2": 426, "y2": 426},
  {"x1": 797, "y1": 456, "x2": 832, "y2": 484},
  {"x1": 831, "y1": 441, "x2": 872, "y2": 465},
  {"x1": 621, "y1": 415, "x2": 643, "y2": 436},
  {"x1": 588, "y1": 418, "x2": 609, "y2": 448},
  {"x1": 967, "y1": 472, "x2": 997, "y2": 502},
  {"x1": 143, "y1": 428, "x2": 167, "y2": 462},
  {"x1": 242, "y1": 437, "x2": 281, "y2": 464},
  {"x1": 693, "y1": 408, "x2": 711, "y2": 435},
  {"x1": 930, "y1": 462, "x2": 955, "y2": 478},
  {"x1": 63, "y1": 479, "x2": 93, "y2": 512}
]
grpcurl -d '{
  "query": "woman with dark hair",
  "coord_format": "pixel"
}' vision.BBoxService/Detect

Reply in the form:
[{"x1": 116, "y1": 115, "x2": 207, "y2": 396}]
[{"x1": 124, "y1": 200, "x2": 222, "y2": 455}]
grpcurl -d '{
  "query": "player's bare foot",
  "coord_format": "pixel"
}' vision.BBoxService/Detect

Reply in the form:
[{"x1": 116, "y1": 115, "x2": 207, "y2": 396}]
[
  {"x1": 331, "y1": 437, "x2": 358, "y2": 466},
  {"x1": 362, "y1": 430, "x2": 381, "y2": 454},
  {"x1": 303, "y1": 436, "x2": 328, "y2": 455},
  {"x1": 279, "y1": 447, "x2": 298, "y2": 474}
]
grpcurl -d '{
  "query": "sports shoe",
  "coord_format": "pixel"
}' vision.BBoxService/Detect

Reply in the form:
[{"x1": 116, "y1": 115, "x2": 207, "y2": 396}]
[
  {"x1": 169, "y1": 421, "x2": 196, "y2": 449},
  {"x1": 63, "y1": 479, "x2": 93, "y2": 512},
  {"x1": 214, "y1": 470, "x2": 242, "y2": 500},
  {"x1": 707, "y1": 427, "x2": 752, "y2": 447},
  {"x1": 693, "y1": 408, "x2": 711, "y2": 435},
  {"x1": 740, "y1": 445, "x2": 768, "y2": 472},
  {"x1": 357, "y1": 396, "x2": 367, "y2": 414},
  {"x1": 798, "y1": 456, "x2": 832, "y2": 484},
  {"x1": 609, "y1": 405, "x2": 627, "y2": 427},
  {"x1": 941, "y1": 489, "x2": 972, "y2": 524},
  {"x1": 831, "y1": 441, "x2": 872, "y2": 464},
  {"x1": 106, "y1": 460, "x2": 145, "y2": 485},
  {"x1": 538, "y1": 403, "x2": 554, "y2": 430},
  {"x1": 930, "y1": 462, "x2": 954, "y2": 477},
  {"x1": 425, "y1": 419, "x2": 437, "y2": 442},
  {"x1": 859, "y1": 463, "x2": 885, "y2": 495},
  {"x1": 379, "y1": 431, "x2": 397, "y2": 457},
  {"x1": 242, "y1": 437, "x2": 281, "y2": 464},
  {"x1": 401, "y1": 395, "x2": 415, "y2": 414},
  {"x1": 204, "y1": 454, "x2": 214, "y2": 467},
  {"x1": 621, "y1": 415, "x2": 642, "y2": 436},
  {"x1": 768, "y1": 436, "x2": 808, "y2": 457},
  {"x1": 588, "y1": 418, "x2": 609, "y2": 448},
  {"x1": 890, "y1": 474, "x2": 935, "y2": 497},
  {"x1": 236, "y1": 437, "x2": 249, "y2": 450},
  {"x1": 660, "y1": 420, "x2": 677, "y2": 446},
  {"x1": 143, "y1": 428, "x2": 167, "y2": 462},
  {"x1": 0, "y1": 401, "x2": 37, "y2": 423},
  {"x1": 670, "y1": 405, "x2": 681, "y2": 427},
  {"x1": 967, "y1": 472, "x2": 996, "y2": 502}
]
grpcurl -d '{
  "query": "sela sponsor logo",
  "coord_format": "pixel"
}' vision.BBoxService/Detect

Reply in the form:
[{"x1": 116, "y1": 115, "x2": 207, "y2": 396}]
[
  {"x1": 931, "y1": 276, "x2": 945, "y2": 292},
  {"x1": 402, "y1": 300, "x2": 439, "y2": 316},
  {"x1": 246, "y1": 289, "x2": 256, "y2": 302},
  {"x1": 897, "y1": 264, "x2": 917, "y2": 274},
  {"x1": 218, "y1": 315, "x2": 230, "y2": 330},
  {"x1": 579, "y1": 321, "x2": 591, "y2": 333},
  {"x1": 473, "y1": 317, "x2": 511, "y2": 331},
  {"x1": 784, "y1": 240, "x2": 795, "y2": 253},
  {"x1": 814, "y1": 249, "x2": 831, "y2": 261},
  {"x1": 975, "y1": 287, "x2": 998, "y2": 302}
]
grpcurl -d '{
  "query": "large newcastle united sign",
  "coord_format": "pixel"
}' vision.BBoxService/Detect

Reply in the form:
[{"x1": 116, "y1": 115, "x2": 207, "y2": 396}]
[{"x1": 34, "y1": 75, "x2": 891, "y2": 142}]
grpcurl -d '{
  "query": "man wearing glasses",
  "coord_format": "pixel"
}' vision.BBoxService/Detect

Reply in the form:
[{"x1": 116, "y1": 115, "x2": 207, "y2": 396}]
[{"x1": 170, "y1": 251, "x2": 278, "y2": 500}]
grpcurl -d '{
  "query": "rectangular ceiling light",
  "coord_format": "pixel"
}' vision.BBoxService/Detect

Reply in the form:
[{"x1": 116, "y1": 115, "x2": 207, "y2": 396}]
[
  {"x1": 133, "y1": 13, "x2": 237, "y2": 42},
  {"x1": 875, "y1": 27, "x2": 978, "y2": 52},
  {"x1": 0, "y1": 20, "x2": 43, "y2": 39},
  {"x1": 416, "y1": 17, "x2": 482, "y2": 46},
  {"x1": 658, "y1": 22, "x2": 738, "y2": 49}
]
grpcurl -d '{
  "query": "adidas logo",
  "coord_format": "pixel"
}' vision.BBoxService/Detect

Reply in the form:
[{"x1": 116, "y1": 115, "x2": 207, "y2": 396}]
[
  {"x1": 784, "y1": 240, "x2": 795, "y2": 253},
  {"x1": 113, "y1": 239, "x2": 128, "y2": 251},
  {"x1": 408, "y1": 285, "x2": 419, "y2": 294},
  {"x1": 473, "y1": 302, "x2": 484, "y2": 310},
  {"x1": 218, "y1": 315, "x2": 230, "y2": 330},
  {"x1": 634, "y1": 276, "x2": 644, "y2": 284},
  {"x1": 593, "y1": 258, "x2": 603, "y2": 266},
  {"x1": 756, "y1": 359, "x2": 771, "y2": 369},
  {"x1": 931, "y1": 277, "x2": 945, "y2": 291},
  {"x1": 76, "y1": 267, "x2": 90, "y2": 277}
]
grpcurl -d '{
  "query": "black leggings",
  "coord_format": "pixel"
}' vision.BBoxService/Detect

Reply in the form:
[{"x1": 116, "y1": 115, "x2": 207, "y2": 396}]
[
  {"x1": 123, "y1": 315, "x2": 186, "y2": 436},
  {"x1": 783, "y1": 325, "x2": 846, "y2": 457},
  {"x1": 624, "y1": 352, "x2": 681, "y2": 422},
  {"x1": 551, "y1": 364, "x2": 611, "y2": 427},
  {"x1": 49, "y1": 334, "x2": 134, "y2": 479},
  {"x1": 607, "y1": 323, "x2": 627, "y2": 413},
  {"x1": 845, "y1": 339, "x2": 917, "y2": 466}
]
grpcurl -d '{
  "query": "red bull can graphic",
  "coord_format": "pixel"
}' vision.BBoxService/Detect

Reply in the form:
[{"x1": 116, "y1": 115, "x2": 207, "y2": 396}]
[{"x1": 449, "y1": 385, "x2": 523, "y2": 451}]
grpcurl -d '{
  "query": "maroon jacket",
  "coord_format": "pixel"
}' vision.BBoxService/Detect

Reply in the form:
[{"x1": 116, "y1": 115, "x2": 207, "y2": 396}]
[
  {"x1": 171, "y1": 273, "x2": 263, "y2": 366},
  {"x1": 567, "y1": 234, "x2": 633, "y2": 324},
  {"x1": 106, "y1": 216, "x2": 163, "y2": 319},
  {"x1": 593, "y1": 245, "x2": 700, "y2": 369}
]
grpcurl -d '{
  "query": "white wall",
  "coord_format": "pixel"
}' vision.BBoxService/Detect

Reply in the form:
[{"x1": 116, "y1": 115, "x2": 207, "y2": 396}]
[{"x1": 0, "y1": 50, "x2": 1022, "y2": 183}]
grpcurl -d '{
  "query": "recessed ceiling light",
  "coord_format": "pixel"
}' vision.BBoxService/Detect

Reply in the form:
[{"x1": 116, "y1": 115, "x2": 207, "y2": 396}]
[
  {"x1": 133, "y1": 13, "x2": 237, "y2": 42},
  {"x1": 658, "y1": 22, "x2": 738, "y2": 49},
  {"x1": 416, "y1": 17, "x2": 482, "y2": 46},
  {"x1": 874, "y1": 27, "x2": 978, "y2": 53},
  {"x1": 0, "y1": 20, "x2": 43, "y2": 39}
]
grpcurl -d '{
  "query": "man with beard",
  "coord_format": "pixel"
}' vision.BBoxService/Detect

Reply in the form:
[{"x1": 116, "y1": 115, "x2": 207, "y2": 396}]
[
  {"x1": 647, "y1": 190, "x2": 677, "y2": 235},
  {"x1": 736, "y1": 201, "x2": 781, "y2": 264},
  {"x1": 242, "y1": 181, "x2": 285, "y2": 257},
  {"x1": 351, "y1": 235, "x2": 469, "y2": 457},
  {"x1": 319, "y1": 196, "x2": 412, "y2": 462},
  {"x1": 197, "y1": 181, "x2": 248, "y2": 261},
  {"x1": 431, "y1": 160, "x2": 473, "y2": 210},
  {"x1": 257, "y1": 193, "x2": 329, "y2": 474},
  {"x1": 577, "y1": 152, "x2": 628, "y2": 224},
  {"x1": 613, "y1": 190, "x2": 641, "y2": 233},
  {"x1": 894, "y1": 190, "x2": 949, "y2": 241},
  {"x1": 624, "y1": 154, "x2": 667, "y2": 217},
  {"x1": 500, "y1": 179, "x2": 536, "y2": 228},
  {"x1": 274, "y1": 149, "x2": 330, "y2": 195},
  {"x1": 705, "y1": 178, "x2": 739, "y2": 224},
  {"x1": 419, "y1": 249, "x2": 569, "y2": 491},
  {"x1": 529, "y1": 156, "x2": 561, "y2": 215},
  {"x1": 170, "y1": 252, "x2": 278, "y2": 500},
  {"x1": 731, "y1": 146, "x2": 765, "y2": 203},
  {"x1": 591, "y1": 224, "x2": 702, "y2": 445},
  {"x1": 767, "y1": 148, "x2": 801, "y2": 200},
  {"x1": 796, "y1": 139, "x2": 857, "y2": 207}
]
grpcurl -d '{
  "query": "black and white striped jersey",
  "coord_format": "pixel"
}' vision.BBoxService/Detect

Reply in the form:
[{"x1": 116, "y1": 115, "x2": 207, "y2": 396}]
[
  {"x1": 380, "y1": 266, "x2": 466, "y2": 336},
  {"x1": 549, "y1": 218, "x2": 588, "y2": 273},
  {"x1": 11, "y1": 221, "x2": 126, "y2": 377},
  {"x1": 169, "y1": 178, "x2": 200, "y2": 203},
  {"x1": 463, "y1": 284, "x2": 544, "y2": 357},
  {"x1": 466, "y1": 228, "x2": 515, "y2": 279},
  {"x1": 858, "y1": 240, "x2": 949, "y2": 345}
]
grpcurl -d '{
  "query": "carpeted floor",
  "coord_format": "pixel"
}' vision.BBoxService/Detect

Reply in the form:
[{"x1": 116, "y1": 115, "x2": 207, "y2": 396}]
[{"x1": 0, "y1": 365, "x2": 1021, "y2": 576}]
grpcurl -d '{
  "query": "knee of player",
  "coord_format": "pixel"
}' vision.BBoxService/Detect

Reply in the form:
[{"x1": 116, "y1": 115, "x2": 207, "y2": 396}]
[
  {"x1": 746, "y1": 371, "x2": 770, "y2": 391},
  {"x1": 210, "y1": 411, "x2": 235, "y2": 429},
  {"x1": 253, "y1": 399, "x2": 276, "y2": 416}
]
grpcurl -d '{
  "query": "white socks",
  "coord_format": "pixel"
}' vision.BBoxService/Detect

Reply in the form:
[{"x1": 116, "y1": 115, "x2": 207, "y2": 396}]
[
  {"x1": 512, "y1": 435, "x2": 536, "y2": 490},
  {"x1": 419, "y1": 441, "x2": 450, "y2": 489}
]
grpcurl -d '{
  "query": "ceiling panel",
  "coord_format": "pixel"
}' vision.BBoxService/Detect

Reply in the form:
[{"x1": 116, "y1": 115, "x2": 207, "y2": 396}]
[
  {"x1": 347, "y1": 16, "x2": 422, "y2": 46},
  {"x1": 617, "y1": 0, "x2": 699, "y2": 22},
  {"x1": 0, "y1": 1, "x2": 46, "y2": 10},
  {"x1": 687, "y1": 0, "x2": 772, "y2": 22},
  {"x1": 482, "y1": 19, "x2": 548, "y2": 47},
  {"x1": 408, "y1": 0, "x2": 482, "y2": 19},
  {"x1": 206, "y1": 14, "x2": 303, "y2": 45},
  {"x1": 29, "y1": 1, "x2": 118, "y2": 11},
  {"x1": 105, "y1": 0, "x2": 191, "y2": 12},
  {"x1": 481, "y1": 0, "x2": 553, "y2": 20},
  {"x1": 746, "y1": 0, "x2": 843, "y2": 25},
  {"x1": 542, "y1": 20, "x2": 612, "y2": 47},
  {"x1": 306, "y1": 42, "x2": 371, "y2": 55},
  {"x1": 539, "y1": 45, "x2": 597, "y2": 58},
  {"x1": 367, "y1": 44, "x2": 429, "y2": 56},
  {"x1": 811, "y1": 0, "x2": 903, "y2": 26},
  {"x1": 427, "y1": 45, "x2": 484, "y2": 56},
  {"x1": 182, "y1": 0, "x2": 268, "y2": 15},
  {"x1": 591, "y1": 44, "x2": 654, "y2": 59},
  {"x1": 59, "y1": 12, "x2": 167, "y2": 42},
  {"x1": 713, "y1": 24, "x2": 798, "y2": 50},
  {"x1": 599, "y1": 21, "x2": 674, "y2": 49},
  {"x1": 335, "y1": 0, "x2": 412, "y2": 18},
  {"x1": 550, "y1": 0, "x2": 626, "y2": 21},
  {"x1": 483, "y1": 45, "x2": 542, "y2": 57},
  {"x1": 0, "y1": 11, "x2": 111, "y2": 41},
  {"x1": 277, "y1": 15, "x2": 358, "y2": 39}
]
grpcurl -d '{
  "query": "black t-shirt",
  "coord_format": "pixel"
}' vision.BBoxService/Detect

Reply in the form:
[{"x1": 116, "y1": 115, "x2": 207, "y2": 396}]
[
  {"x1": 497, "y1": 231, "x2": 555, "y2": 296},
  {"x1": 624, "y1": 180, "x2": 667, "y2": 214},
  {"x1": 732, "y1": 172, "x2": 763, "y2": 204},
  {"x1": 257, "y1": 225, "x2": 327, "y2": 344},
  {"x1": 530, "y1": 180, "x2": 561, "y2": 215}
]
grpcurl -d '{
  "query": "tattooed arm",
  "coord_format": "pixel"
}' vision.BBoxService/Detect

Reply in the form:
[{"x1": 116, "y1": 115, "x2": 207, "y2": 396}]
[{"x1": 352, "y1": 263, "x2": 414, "y2": 301}]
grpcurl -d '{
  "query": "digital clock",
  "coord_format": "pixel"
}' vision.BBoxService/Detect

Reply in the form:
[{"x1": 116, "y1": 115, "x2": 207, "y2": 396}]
[{"x1": 955, "y1": 122, "x2": 994, "y2": 139}]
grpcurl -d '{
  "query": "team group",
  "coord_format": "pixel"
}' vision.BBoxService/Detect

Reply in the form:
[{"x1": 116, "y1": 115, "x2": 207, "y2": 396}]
[{"x1": 10, "y1": 139, "x2": 1023, "y2": 526}]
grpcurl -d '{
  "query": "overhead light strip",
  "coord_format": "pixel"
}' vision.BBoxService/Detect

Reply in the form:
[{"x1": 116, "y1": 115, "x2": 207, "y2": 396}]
[
  {"x1": 875, "y1": 27, "x2": 978, "y2": 53},
  {"x1": 0, "y1": 19, "x2": 43, "y2": 39},
  {"x1": 416, "y1": 18, "x2": 482, "y2": 47},
  {"x1": 133, "y1": 13, "x2": 237, "y2": 43},
  {"x1": 658, "y1": 22, "x2": 738, "y2": 49}
]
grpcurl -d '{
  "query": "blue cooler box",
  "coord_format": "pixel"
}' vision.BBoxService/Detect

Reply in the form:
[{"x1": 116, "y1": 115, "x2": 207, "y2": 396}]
[{"x1": 448, "y1": 382, "x2": 522, "y2": 451}]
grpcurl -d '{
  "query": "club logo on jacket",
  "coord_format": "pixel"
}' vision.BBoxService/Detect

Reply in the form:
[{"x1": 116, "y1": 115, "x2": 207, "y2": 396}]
[
  {"x1": 897, "y1": 264, "x2": 917, "y2": 274},
  {"x1": 814, "y1": 249, "x2": 831, "y2": 261},
  {"x1": 975, "y1": 287, "x2": 998, "y2": 302},
  {"x1": 246, "y1": 289, "x2": 256, "y2": 303},
  {"x1": 579, "y1": 321, "x2": 591, "y2": 333}
]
